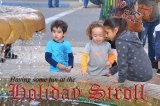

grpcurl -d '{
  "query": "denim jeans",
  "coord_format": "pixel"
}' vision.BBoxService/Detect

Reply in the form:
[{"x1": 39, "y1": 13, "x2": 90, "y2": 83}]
[
  {"x1": 83, "y1": 0, "x2": 89, "y2": 7},
  {"x1": 84, "y1": 0, "x2": 102, "y2": 7},
  {"x1": 155, "y1": 31, "x2": 160, "y2": 61},
  {"x1": 138, "y1": 20, "x2": 159, "y2": 63},
  {"x1": 54, "y1": 0, "x2": 59, "y2": 7},
  {"x1": 90, "y1": 0, "x2": 102, "y2": 5},
  {"x1": 48, "y1": 0, "x2": 53, "y2": 7},
  {"x1": 48, "y1": 0, "x2": 59, "y2": 7}
]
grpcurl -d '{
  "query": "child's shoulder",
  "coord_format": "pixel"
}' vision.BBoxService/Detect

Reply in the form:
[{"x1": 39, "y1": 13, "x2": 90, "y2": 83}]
[
  {"x1": 85, "y1": 41, "x2": 110, "y2": 46},
  {"x1": 84, "y1": 40, "x2": 91, "y2": 45},
  {"x1": 63, "y1": 40, "x2": 70, "y2": 43},
  {"x1": 63, "y1": 40, "x2": 72, "y2": 46},
  {"x1": 86, "y1": 40, "x2": 92, "y2": 44},
  {"x1": 104, "y1": 41, "x2": 111, "y2": 46},
  {"x1": 46, "y1": 40, "x2": 53, "y2": 45}
]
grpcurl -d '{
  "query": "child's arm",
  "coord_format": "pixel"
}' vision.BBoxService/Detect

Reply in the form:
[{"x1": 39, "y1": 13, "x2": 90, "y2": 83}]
[
  {"x1": 115, "y1": 40, "x2": 129, "y2": 83},
  {"x1": 107, "y1": 42, "x2": 116, "y2": 66},
  {"x1": 45, "y1": 52, "x2": 58, "y2": 67},
  {"x1": 66, "y1": 53, "x2": 74, "y2": 72},
  {"x1": 106, "y1": 49, "x2": 116, "y2": 76},
  {"x1": 108, "y1": 53, "x2": 116, "y2": 65},
  {"x1": 45, "y1": 52, "x2": 66, "y2": 70},
  {"x1": 65, "y1": 42, "x2": 74, "y2": 72},
  {"x1": 80, "y1": 42, "x2": 90, "y2": 76},
  {"x1": 68, "y1": 53, "x2": 74, "y2": 68},
  {"x1": 45, "y1": 41, "x2": 66, "y2": 70},
  {"x1": 80, "y1": 53, "x2": 89, "y2": 76}
]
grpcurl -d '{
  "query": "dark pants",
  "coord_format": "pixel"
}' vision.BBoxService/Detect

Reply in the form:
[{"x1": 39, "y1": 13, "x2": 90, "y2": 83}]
[
  {"x1": 138, "y1": 20, "x2": 159, "y2": 64},
  {"x1": 48, "y1": 0, "x2": 53, "y2": 7},
  {"x1": 84, "y1": 0, "x2": 102, "y2": 7},
  {"x1": 48, "y1": 0, "x2": 59, "y2": 7},
  {"x1": 155, "y1": 31, "x2": 160, "y2": 61},
  {"x1": 83, "y1": 0, "x2": 89, "y2": 7}
]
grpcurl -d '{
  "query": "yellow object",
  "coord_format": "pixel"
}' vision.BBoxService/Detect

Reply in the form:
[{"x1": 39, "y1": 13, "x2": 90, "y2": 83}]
[
  {"x1": 80, "y1": 53, "x2": 116, "y2": 73},
  {"x1": 5, "y1": 16, "x2": 25, "y2": 43},
  {"x1": 108, "y1": 53, "x2": 116, "y2": 64},
  {"x1": 80, "y1": 53, "x2": 89, "y2": 73},
  {"x1": 0, "y1": 18, "x2": 11, "y2": 44},
  {"x1": 0, "y1": 6, "x2": 45, "y2": 44}
]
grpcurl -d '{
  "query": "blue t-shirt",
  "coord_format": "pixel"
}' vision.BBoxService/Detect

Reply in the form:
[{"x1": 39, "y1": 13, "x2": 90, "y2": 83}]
[{"x1": 45, "y1": 40, "x2": 72, "y2": 72}]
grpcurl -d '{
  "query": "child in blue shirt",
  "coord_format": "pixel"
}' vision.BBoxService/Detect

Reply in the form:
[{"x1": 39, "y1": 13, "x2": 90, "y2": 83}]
[
  {"x1": 153, "y1": 23, "x2": 160, "y2": 74},
  {"x1": 45, "y1": 20, "x2": 74, "y2": 72}
]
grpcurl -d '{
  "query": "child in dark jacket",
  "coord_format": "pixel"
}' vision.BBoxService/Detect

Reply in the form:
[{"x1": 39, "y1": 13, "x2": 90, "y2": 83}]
[{"x1": 103, "y1": 17, "x2": 153, "y2": 83}]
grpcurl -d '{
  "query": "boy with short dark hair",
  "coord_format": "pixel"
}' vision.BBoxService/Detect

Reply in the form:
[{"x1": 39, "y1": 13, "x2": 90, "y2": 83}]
[{"x1": 45, "y1": 20, "x2": 74, "y2": 72}]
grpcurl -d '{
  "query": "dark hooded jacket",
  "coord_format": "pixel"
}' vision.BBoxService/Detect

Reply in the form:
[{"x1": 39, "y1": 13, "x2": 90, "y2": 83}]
[{"x1": 111, "y1": 30, "x2": 153, "y2": 83}]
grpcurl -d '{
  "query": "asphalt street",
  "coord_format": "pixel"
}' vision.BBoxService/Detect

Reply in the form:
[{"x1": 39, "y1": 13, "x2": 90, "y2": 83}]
[{"x1": 34, "y1": 5, "x2": 101, "y2": 46}]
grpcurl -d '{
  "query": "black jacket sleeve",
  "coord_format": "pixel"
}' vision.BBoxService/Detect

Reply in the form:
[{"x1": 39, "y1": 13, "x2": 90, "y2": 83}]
[
  {"x1": 45, "y1": 52, "x2": 58, "y2": 67},
  {"x1": 68, "y1": 53, "x2": 74, "y2": 68},
  {"x1": 116, "y1": 40, "x2": 129, "y2": 83}
]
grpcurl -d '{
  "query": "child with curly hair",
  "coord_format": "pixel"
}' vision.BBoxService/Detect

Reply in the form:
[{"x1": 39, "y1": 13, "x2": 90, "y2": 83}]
[{"x1": 81, "y1": 21, "x2": 116, "y2": 76}]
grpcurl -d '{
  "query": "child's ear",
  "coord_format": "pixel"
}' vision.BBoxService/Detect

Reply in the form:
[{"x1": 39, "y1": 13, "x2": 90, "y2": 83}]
[
  {"x1": 63, "y1": 32, "x2": 66, "y2": 37},
  {"x1": 114, "y1": 27, "x2": 119, "y2": 34}
]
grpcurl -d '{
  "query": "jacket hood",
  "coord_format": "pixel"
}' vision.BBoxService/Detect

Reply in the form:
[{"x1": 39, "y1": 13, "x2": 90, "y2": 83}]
[{"x1": 116, "y1": 30, "x2": 143, "y2": 47}]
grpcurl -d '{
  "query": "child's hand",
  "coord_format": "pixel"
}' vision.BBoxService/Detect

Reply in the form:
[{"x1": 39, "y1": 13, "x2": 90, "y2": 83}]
[
  {"x1": 111, "y1": 78, "x2": 125, "y2": 83},
  {"x1": 106, "y1": 61, "x2": 112, "y2": 68},
  {"x1": 66, "y1": 66, "x2": 72, "y2": 72},
  {"x1": 81, "y1": 70, "x2": 87, "y2": 76},
  {"x1": 110, "y1": 79, "x2": 118, "y2": 83},
  {"x1": 57, "y1": 64, "x2": 66, "y2": 70},
  {"x1": 106, "y1": 72, "x2": 112, "y2": 76}
]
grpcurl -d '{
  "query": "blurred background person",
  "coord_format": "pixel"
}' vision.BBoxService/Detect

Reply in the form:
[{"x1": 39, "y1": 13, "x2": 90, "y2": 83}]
[{"x1": 48, "y1": 0, "x2": 59, "y2": 8}]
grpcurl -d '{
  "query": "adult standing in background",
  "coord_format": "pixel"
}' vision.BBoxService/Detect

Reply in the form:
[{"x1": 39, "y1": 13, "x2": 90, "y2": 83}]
[
  {"x1": 48, "y1": 0, "x2": 59, "y2": 8},
  {"x1": 99, "y1": 0, "x2": 136, "y2": 21},
  {"x1": 83, "y1": 0, "x2": 102, "y2": 8},
  {"x1": 138, "y1": 0, "x2": 160, "y2": 68},
  {"x1": 83, "y1": 0, "x2": 89, "y2": 8}
]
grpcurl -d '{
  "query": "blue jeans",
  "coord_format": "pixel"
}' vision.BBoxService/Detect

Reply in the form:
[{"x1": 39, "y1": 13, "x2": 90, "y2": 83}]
[
  {"x1": 90, "y1": 0, "x2": 102, "y2": 5},
  {"x1": 155, "y1": 31, "x2": 160, "y2": 61},
  {"x1": 48, "y1": 0, "x2": 53, "y2": 7},
  {"x1": 138, "y1": 20, "x2": 159, "y2": 63},
  {"x1": 83, "y1": 0, "x2": 89, "y2": 7},
  {"x1": 54, "y1": 0, "x2": 59, "y2": 7},
  {"x1": 48, "y1": 0, "x2": 59, "y2": 7}
]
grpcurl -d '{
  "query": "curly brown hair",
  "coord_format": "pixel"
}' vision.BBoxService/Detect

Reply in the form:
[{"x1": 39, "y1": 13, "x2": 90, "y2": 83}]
[{"x1": 86, "y1": 21, "x2": 104, "y2": 40}]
